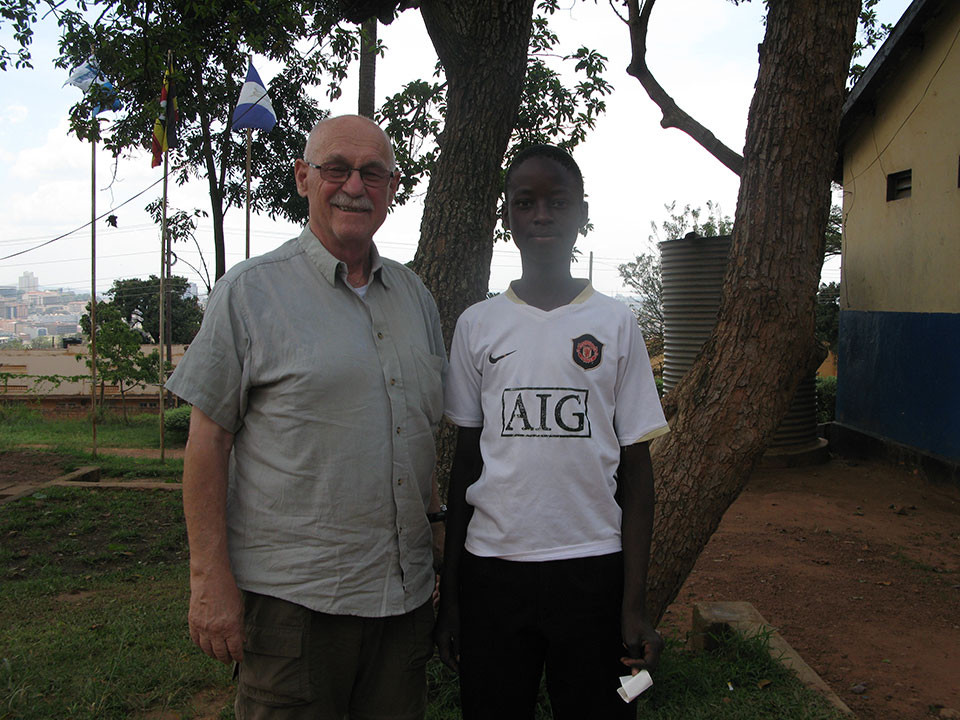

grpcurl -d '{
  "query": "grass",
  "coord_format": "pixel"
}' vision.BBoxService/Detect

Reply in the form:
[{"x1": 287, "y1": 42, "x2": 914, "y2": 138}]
[
  {"x1": 0, "y1": 487, "x2": 231, "y2": 720},
  {"x1": 0, "y1": 404, "x2": 184, "y2": 481},
  {"x1": 0, "y1": 403, "x2": 177, "y2": 451},
  {"x1": 0, "y1": 482, "x2": 845, "y2": 719}
]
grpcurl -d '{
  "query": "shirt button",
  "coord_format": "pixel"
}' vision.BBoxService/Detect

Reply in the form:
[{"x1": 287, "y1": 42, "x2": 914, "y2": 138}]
[
  {"x1": 377, "y1": 331, "x2": 384, "y2": 339},
  {"x1": 397, "y1": 478, "x2": 403, "y2": 486},
  {"x1": 396, "y1": 426, "x2": 401, "y2": 434},
  {"x1": 390, "y1": 378, "x2": 396, "y2": 386}
]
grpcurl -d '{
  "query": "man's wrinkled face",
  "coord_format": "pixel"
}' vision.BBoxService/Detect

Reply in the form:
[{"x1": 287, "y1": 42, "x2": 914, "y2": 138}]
[{"x1": 294, "y1": 117, "x2": 399, "y2": 252}]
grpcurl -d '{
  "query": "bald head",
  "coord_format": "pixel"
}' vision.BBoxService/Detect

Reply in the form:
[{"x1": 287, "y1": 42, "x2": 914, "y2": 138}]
[
  {"x1": 304, "y1": 115, "x2": 396, "y2": 170},
  {"x1": 294, "y1": 114, "x2": 401, "y2": 262}
]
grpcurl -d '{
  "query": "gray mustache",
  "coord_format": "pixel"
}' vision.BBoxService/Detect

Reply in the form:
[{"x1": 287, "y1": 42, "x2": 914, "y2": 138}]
[{"x1": 331, "y1": 192, "x2": 373, "y2": 211}]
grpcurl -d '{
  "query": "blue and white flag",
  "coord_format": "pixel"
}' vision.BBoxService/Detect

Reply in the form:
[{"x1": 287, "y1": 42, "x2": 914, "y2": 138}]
[
  {"x1": 231, "y1": 61, "x2": 277, "y2": 132},
  {"x1": 65, "y1": 55, "x2": 120, "y2": 115},
  {"x1": 90, "y1": 80, "x2": 121, "y2": 115},
  {"x1": 65, "y1": 56, "x2": 101, "y2": 92}
]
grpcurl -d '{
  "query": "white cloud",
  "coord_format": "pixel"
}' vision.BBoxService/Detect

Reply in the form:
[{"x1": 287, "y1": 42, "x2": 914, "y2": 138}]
[{"x1": 0, "y1": 105, "x2": 29, "y2": 125}]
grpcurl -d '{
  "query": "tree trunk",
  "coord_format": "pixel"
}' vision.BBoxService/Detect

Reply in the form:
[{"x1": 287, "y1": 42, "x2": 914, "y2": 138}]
[
  {"x1": 645, "y1": 0, "x2": 860, "y2": 622},
  {"x1": 358, "y1": 18, "x2": 377, "y2": 119},
  {"x1": 413, "y1": 0, "x2": 536, "y2": 347},
  {"x1": 413, "y1": 0, "x2": 535, "y2": 488},
  {"x1": 194, "y1": 65, "x2": 228, "y2": 280}
]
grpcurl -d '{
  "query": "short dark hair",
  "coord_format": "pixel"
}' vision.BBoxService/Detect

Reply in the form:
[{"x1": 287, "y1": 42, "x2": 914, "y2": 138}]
[{"x1": 504, "y1": 144, "x2": 584, "y2": 200}]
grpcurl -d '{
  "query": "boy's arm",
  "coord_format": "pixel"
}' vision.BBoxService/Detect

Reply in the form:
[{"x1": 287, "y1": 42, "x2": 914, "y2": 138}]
[
  {"x1": 617, "y1": 440, "x2": 664, "y2": 673},
  {"x1": 434, "y1": 425, "x2": 483, "y2": 673}
]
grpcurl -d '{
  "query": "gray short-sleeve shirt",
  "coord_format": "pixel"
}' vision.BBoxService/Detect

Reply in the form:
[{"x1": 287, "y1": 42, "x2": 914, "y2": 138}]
[{"x1": 166, "y1": 227, "x2": 446, "y2": 617}]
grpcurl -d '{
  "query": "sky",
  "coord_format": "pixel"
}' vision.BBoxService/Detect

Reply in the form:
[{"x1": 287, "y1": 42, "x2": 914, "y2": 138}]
[{"x1": 0, "y1": 0, "x2": 912, "y2": 298}]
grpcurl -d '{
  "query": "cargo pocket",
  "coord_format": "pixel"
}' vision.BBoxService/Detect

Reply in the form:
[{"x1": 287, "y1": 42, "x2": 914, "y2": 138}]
[
  {"x1": 408, "y1": 600, "x2": 436, "y2": 669},
  {"x1": 238, "y1": 597, "x2": 313, "y2": 707}
]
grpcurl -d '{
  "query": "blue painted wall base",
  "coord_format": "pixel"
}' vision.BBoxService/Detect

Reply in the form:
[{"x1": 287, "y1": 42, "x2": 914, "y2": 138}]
[{"x1": 837, "y1": 310, "x2": 960, "y2": 463}]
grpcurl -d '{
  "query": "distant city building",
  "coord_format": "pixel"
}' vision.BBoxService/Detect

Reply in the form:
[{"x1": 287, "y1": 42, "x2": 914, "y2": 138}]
[{"x1": 18, "y1": 271, "x2": 38, "y2": 293}]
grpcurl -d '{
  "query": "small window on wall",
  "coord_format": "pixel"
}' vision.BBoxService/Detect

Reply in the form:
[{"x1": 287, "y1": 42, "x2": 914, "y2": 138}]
[{"x1": 886, "y1": 169, "x2": 912, "y2": 201}]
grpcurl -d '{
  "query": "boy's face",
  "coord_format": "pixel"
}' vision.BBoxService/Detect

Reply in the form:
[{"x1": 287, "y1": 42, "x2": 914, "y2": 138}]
[{"x1": 504, "y1": 157, "x2": 588, "y2": 265}]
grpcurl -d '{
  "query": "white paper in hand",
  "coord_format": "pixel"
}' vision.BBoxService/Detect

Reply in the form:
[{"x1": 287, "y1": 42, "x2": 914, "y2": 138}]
[{"x1": 617, "y1": 670, "x2": 653, "y2": 702}]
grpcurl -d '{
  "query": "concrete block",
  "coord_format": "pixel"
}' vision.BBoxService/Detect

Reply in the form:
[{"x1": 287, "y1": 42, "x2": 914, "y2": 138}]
[
  {"x1": 691, "y1": 601, "x2": 854, "y2": 716},
  {"x1": 57, "y1": 466, "x2": 101, "y2": 483}
]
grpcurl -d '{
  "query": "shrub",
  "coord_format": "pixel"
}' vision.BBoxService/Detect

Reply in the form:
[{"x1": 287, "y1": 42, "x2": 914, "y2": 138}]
[
  {"x1": 816, "y1": 375, "x2": 837, "y2": 423},
  {"x1": 164, "y1": 405, "x2": 192, "y2": 441}
]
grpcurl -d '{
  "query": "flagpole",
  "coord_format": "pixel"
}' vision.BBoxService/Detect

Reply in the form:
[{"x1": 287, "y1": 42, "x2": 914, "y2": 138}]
[
  {"x1": 245, "y1": 128, "x2": 252, "y2": 259},
  {"x1": 158, "y1": 49, "x2": 173, "y2": 464},
  {"x1": 90, "y1": 133, "x2": 98, "y2": 458},
  {"x1": 234, "y1": 59, "x2": 276, "y2": 259},
  {"x1": 159, "y1": 145, "x2": 168, "y2": 463}
]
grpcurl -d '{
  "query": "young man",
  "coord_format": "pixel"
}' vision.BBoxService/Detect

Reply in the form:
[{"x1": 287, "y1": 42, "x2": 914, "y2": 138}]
[{"x1": 435, "y1": 145, "x2": 669, "y2": 718}]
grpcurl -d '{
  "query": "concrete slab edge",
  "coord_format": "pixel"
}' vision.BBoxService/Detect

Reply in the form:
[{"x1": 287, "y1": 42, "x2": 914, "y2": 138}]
[
  {"x1": 48, "y1": 480, "x2": 183, "y2": 490},
  {"x1": 691, "y1": 600, "x2": 854, "y2": 717}
]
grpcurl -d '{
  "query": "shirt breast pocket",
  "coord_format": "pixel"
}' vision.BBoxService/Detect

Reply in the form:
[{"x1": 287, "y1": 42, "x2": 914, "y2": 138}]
[{"x1": 411, "y1": 345, "x2": 444, "y2": 427}]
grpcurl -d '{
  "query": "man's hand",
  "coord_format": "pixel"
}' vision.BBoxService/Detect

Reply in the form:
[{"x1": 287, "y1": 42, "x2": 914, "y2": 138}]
[
  {"x1": 620, "y1": 610, "x2": 664, "y2": 674},
  {"x1": 188, "y1": 570, "x2": 245, "y2": 664},
  {"x1": 434, "y1": 601, "x2": 461, "y2": 673}
]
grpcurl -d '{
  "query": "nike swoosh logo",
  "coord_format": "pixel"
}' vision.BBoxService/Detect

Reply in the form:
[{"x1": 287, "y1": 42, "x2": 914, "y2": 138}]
[{"x1": 488, "y1": 350, "x2": 516, "y2": 364}]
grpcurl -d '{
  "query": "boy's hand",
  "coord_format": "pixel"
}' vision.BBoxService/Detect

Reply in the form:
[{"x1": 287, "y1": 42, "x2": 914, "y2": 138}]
[
  {"x1": 620, "y1": 611, "x2": 663, "y2": 673},
  {"x1": 434, "y1": 602, "x2": 461, "y2": 673}
]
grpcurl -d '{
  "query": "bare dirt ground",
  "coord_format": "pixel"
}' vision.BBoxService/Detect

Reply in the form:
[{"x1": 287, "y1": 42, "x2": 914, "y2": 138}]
[
  {"x1": 3, "y1": 448, "x2": 958, "y2": 719},
  {"x1": 662, "y1": 455, "x2": 960, "y2": 720}
]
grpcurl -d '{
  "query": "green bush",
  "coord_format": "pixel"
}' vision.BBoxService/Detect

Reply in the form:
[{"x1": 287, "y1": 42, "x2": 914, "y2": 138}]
[
  {"x1": 816, "y1": 375, "x2": 837, "y2": 423},
  {"x1": 164, "y1": 405, "x2": 192, "y2": 441}
]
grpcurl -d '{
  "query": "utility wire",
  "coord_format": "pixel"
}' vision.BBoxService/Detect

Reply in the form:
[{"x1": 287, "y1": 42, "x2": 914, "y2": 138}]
[{"x1": 0, "y1": 174, "x2": 167, "y2": 262}]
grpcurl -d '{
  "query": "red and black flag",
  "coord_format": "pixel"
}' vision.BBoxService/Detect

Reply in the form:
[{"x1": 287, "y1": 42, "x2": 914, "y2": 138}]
[{"x1": 151, "y1": 59, "x2": 178, "y2": 167}]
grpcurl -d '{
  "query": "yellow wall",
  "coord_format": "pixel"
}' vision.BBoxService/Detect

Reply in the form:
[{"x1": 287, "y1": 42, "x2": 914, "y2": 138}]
[
  {"x1": 0, "y1": 345, "x2": 187, "y2": 397},
  {"x1": 841, "y1": 2, "x2": 960, "y2": 314}
]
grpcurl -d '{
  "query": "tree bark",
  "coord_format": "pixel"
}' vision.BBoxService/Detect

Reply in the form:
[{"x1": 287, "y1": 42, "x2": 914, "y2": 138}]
[
  {"x1": 643, "y1": 0, "x2": 860, "y2": 621},
  {"x1": 358, "y1": 18, "x2": 377, "y2": 119},
  {"x1": 413, "y1": 0, "x2": 536, "y2": 347}
]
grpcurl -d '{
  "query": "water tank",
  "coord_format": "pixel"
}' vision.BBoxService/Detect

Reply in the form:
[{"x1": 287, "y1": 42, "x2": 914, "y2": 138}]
[{"x1": 659, "y1": 234, "x2": 823, "y2": 458}]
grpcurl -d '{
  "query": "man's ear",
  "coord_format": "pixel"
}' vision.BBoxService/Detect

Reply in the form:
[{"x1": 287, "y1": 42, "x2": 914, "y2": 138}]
[
  {"x1": 387, "y1": 170, "x2": 400, "y2": 205},
  {"x1": 294, "y1": 159, "x2": 310, "y2": 198}
]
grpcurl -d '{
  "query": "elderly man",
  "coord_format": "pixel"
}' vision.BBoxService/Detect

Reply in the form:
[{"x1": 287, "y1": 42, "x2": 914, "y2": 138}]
[{"x1": 166, "y1": 115, "x2": 446, "y2": 720}]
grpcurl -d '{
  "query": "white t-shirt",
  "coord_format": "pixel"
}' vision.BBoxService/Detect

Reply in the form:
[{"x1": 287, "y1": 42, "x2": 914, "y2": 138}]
[{"x1": 445, "y1": 283, "x2": 669, "y2": 562}]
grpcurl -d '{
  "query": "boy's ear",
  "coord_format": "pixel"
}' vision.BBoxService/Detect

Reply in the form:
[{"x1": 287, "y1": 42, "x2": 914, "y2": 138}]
[
  {"x1": 501, "y1": 202, "x2": 510, "y2": 232},
  {"x1": 580, "y1": 200, "x2": 589, "y2": 228}
]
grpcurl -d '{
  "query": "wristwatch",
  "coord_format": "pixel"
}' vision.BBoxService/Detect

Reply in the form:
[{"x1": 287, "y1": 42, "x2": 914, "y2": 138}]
[{"x1": 427, "y1": 504, "x2": 447, "y2": 524}]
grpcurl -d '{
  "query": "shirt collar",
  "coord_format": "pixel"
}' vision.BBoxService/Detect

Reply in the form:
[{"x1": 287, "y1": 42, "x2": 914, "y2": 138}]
[
  {"x1": 297, "y1": 226, "x2": 387, "y2": 289},
  {"x1": 504, "y1": 281, "x2": 594, "y2": 305}
]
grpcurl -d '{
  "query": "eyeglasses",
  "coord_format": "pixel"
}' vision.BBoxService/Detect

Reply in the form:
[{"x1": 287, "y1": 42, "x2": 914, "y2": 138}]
[{"x1": 302, "y1": 160, "x2": 395, "y2": 189}]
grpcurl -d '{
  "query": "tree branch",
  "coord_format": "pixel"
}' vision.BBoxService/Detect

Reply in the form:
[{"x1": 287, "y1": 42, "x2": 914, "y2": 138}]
[{"x1": 625, "y1": 0, "x2": 744, "y2": 176}]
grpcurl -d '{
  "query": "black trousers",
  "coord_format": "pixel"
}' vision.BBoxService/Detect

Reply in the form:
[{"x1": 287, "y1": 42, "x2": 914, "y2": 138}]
[{"x1": 458, "y1": 551, "x2": 636, "y2": 720}]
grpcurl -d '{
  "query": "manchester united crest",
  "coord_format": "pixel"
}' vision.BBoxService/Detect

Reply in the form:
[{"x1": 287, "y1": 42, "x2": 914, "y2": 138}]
[{"x1": 572, "y1": 334, "x2": 603, "y2": 370}]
